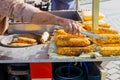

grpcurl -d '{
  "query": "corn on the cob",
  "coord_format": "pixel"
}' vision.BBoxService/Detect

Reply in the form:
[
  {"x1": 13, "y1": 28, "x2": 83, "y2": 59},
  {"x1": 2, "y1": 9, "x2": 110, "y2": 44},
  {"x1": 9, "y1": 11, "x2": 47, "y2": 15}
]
[
  {"x1": 99, "y1": 22, "x2": 110, "y2": 28},
  {"x1": 40, "y1": 32, "x2": 50, "y2": 43},
  {"x1": 54, "y1": 29, "x2": 68, "y2": 35},
  {"x1": 10, "y1": 43, "x2": 31, "y2": 46},
  {"x1": 83, "y1": 25, "x2": 118, "y2": 34},
  {"x1": 16, "y1": 37, "x2": 37, "y2": 44},
  {"x1": 96, "y1": 34, "x2": 120, "y2": 44},
  {"x1": 100, "y1": 47, "x2": 120, "y2": 56},
  {"x1": 57, "y1": 46, "x2": 93, "y2": 56},
  {"x1": 83, "y1": 21, "x2": 110, "y2": 28},
  {"x1": 56, "y1": 37, "x2": 90, "y2": 47},
  {"x1": 83, "y1": 24, "x2": 92, "y2": 31},
  {"x1": 98, "y1": 27, "x2": 118, "y2": 34},
  {"x1": 55, "y1": 34, "x2": 87, "y2": 39},
  {"x1": 81, "y1": 10, "x2": 105, "y2": 21},
  {"x1": 97, "y1": 43, "x2": 120, "y2": 47}
]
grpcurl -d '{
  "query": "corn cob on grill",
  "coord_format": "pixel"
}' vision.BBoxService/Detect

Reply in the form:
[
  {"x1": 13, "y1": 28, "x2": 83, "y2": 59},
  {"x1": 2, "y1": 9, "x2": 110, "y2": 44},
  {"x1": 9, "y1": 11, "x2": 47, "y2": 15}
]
[
  {"x1": 56, "y1": 37, "x2": 90, "y2": 47},
  {"x1": 81, "y1": 10, "x2": 105, "y2": 21},
  {"x1": 83, "y1": 25, "x2": 118, "y2": 34},
  {"x1": 96, "y1": 34, "x2": 120, "y2": 44},
  {"x1": 57, "y1": 46, "x2": 93, "y2": 56},
  {"x1": 100, "y1": 47, "x2": 120, "y2": 56},
  {"x1": 98, "y1": 27, "x2": 118, "y2": 34},
  {"x1": 83, "y1": 21, "x2": 110, "y2": 28},
  {"x1": 97, "y1": 44, "x2": 120, "y2": 47}
]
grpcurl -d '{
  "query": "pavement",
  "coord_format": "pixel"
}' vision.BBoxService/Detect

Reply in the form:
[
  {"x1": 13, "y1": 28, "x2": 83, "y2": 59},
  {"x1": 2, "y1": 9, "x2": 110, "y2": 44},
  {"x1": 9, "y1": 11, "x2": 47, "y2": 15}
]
[{"x1": 80, "y1": 0, "x2": 120, "y2": 80}]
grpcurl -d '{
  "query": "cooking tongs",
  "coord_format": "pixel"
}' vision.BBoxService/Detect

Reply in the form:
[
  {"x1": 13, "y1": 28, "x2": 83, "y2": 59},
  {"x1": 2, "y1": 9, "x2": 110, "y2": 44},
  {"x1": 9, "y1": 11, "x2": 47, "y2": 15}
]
[{"x1": 81, "y1": 31, "x2": 107, "y2": 40}]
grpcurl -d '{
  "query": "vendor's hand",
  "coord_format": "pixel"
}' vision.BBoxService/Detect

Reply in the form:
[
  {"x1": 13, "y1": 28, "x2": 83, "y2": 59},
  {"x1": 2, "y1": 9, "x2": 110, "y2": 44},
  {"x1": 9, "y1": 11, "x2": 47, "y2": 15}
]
[{"x1": 58, "y1": 18, "x2": 81, "y2": 34}]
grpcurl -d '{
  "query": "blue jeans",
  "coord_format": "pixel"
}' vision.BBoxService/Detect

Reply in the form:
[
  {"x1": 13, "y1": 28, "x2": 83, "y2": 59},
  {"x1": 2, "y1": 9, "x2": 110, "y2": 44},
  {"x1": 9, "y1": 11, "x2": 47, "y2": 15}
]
[{"x1": 51, "y1": 0, "x2": 76, "y2": 10}]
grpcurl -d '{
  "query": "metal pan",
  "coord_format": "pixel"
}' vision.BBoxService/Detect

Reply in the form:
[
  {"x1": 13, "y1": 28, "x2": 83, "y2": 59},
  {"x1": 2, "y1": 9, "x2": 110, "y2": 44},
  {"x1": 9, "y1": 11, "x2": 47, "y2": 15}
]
[{"x1": 0, "y1": 34, "x2": 40, "y2": 48}]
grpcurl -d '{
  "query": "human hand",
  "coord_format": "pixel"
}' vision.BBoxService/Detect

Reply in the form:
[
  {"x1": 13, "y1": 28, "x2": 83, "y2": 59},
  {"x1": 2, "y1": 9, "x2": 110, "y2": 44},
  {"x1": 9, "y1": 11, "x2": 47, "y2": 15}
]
[{"x1": 58, "y1": 18, "x2": 81, "y2": 34}]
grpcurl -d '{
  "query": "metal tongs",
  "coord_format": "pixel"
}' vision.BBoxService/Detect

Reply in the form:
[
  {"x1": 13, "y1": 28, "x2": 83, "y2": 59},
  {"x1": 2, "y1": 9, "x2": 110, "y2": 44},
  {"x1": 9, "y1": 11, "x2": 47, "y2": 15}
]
[{"x1": 81, "y1": 31, "x2": 107, "y2": 40}]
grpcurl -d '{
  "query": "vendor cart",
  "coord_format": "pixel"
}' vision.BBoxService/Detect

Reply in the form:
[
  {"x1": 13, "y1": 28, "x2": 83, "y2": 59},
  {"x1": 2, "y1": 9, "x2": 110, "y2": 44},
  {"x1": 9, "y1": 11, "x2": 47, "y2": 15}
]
[{"x1": 0, "y1": 0, "x2": 120, "y2": 80}]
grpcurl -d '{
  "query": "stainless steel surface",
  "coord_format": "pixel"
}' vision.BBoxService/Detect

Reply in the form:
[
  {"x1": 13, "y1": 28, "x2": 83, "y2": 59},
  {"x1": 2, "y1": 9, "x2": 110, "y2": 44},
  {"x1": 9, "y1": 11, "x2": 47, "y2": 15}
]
[
  {"x1": 92, "y1": 0, "x2": 99, "y2": 33},
  {"x1": 81, "y1": 31, "x2": 107, "y2": 40}
]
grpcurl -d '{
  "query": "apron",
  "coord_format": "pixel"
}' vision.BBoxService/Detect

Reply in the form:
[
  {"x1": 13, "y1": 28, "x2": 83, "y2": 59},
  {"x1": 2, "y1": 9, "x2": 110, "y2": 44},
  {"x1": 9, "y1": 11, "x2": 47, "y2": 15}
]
[{"x1": 0, "y1": 15, "x2": 8, "y2": 35}]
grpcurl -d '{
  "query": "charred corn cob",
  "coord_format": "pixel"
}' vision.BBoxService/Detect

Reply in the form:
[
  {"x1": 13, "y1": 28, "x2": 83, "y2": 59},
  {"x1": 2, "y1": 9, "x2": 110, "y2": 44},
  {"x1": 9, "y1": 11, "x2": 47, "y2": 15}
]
[
  {"x1": 56, "y1": 37, "x2": 90, "y2": 47},
  {"x1": 98, "y1": 27, "x2": 118, "y2": 34},
  {"x1": 96, "y1": 34, "x2": 120, "y2": 44},
  {"x1": 100, "y1": 47, "x2": 120, "y2": 56},
  {"x1": 57, "y1": 46, "x2": 93, "y2": 56},
  {"x1": 16, "y1": 37, "x2": 37, "y2": 44}
]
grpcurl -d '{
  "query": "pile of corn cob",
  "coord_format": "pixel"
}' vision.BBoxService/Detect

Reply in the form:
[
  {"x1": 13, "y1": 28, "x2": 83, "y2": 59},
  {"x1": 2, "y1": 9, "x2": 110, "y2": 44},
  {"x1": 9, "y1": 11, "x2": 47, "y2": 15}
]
[
  {"x1": 81, "y1": 10, "x2": 120, "y2": 56},
  {"x1": 54, "y1": 10, "x2": 120, "y2": 57},
  {"x1": 54, "y1": 28, "x2": 94, "y2": 56}
]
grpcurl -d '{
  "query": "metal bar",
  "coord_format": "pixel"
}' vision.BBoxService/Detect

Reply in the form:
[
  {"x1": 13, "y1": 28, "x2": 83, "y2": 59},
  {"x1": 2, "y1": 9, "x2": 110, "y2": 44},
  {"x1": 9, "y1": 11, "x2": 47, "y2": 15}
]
[
  {"x1": 92, "y1": 0, "x2": 99, "y2": 34},
  {"x1": 76, "y1": 0, "x2": 79, "y2": 10}
]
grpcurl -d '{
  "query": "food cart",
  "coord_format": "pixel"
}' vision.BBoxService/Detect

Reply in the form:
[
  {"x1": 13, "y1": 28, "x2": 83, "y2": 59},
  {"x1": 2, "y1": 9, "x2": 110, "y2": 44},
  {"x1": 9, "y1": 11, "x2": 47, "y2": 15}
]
[{"x1": 0, "y1": 0, "x2": 120, "y2": 80}]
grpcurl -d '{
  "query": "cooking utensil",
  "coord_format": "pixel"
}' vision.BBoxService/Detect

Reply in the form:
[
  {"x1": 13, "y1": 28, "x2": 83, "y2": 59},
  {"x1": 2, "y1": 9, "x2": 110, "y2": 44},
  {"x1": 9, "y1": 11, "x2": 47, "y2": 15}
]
[{"x1": 81, "y1": 31, "x2": 107, "y2": 40}]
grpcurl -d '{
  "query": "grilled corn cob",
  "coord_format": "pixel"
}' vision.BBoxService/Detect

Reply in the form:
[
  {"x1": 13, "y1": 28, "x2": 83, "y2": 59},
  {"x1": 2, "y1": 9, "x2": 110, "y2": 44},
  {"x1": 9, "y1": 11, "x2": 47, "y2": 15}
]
[
  {"x1": 56, "y1": 37, "x2": 90, "y2": 47},
  {"x1": 97, "y1": 44, "x2": 120, "y2": 47},
  {"x1": 100, "y1": 47, "x2": 120, "y2": 56},
  {"x1": 98, "y1": 27, "x2": 118, "y2": 34},
  {"x1": 16, "y1": 37, "x2": 37, "y2": 44},
  {"x1": 96, "y1": 34, "x2": 120, "y2": 44},
  {"x1": 99, "y1": 22, "x2": 110, "y2": 28},
  {"x1": 81, "y1": 10, "x2": 105, "y2": 21},
  {"x1": 10, "y1": 43, "x2": 31, "y2": 46},
  {"x1": 83, "y1": 21, "x2": 110, "y2": 28},
  {"x1": 57, "y1": 46, "x2": 93, "y2": 56},
  {"x1": 83, "y1": 25, "x2": 118, "y2": 34},
  {"x1": 54, "y1": 29, "x2": 68, "y2": 35},
  {"x1": 40, "y1": 32, "x2": 50, "y2": 43}
]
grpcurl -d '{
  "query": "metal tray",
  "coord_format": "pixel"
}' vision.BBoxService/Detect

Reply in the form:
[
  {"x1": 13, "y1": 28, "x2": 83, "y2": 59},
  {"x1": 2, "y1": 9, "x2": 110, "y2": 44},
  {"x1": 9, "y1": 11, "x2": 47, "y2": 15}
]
[
  {"x1": 8, "y1": 10, "x2": 82, "y2": 34},
  {"x1": 0, "y1": 34, "x2": 39, "y2": 48},
  {"x1": 48, "y1": 40, "x2": 120, "y2": 62}
]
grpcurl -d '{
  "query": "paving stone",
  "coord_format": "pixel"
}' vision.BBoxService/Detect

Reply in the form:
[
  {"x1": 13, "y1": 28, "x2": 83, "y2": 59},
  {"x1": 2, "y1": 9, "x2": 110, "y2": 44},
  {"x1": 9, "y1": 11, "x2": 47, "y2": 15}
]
[
  {"x1": 113, "y1": 61, "x2": 120, "y2": 65},
  {"x1": 108, "y1": 73, "x2": 120, "y2": 80},
  {"x1": 107, "y1": 68, "x2": 118, "y2": 75},
  {"x1": 105, "y1": 63, "x2": 116, "y2": 70}
]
